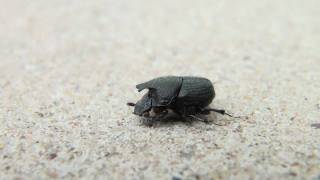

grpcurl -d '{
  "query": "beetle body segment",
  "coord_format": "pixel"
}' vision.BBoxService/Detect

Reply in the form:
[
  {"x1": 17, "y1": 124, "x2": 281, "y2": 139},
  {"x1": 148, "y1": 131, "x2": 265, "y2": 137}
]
[
  {"x1": 172, "y1": 77, "x2": 215, "y2": 116},
  {"x1": 136, "y1": 76, "x2": 183, "y2": 106},
  {"x1": 177, "y1": 77, "x2": 215, "y2": 107}
]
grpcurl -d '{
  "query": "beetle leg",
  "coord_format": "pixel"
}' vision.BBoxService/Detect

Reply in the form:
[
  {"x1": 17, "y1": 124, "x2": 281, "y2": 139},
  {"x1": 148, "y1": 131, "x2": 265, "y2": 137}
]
[
  {"x1": 189, "y1": 115, "x2": 226, "y2": 126},
  {"x1": 188, "y1": 115, "x2": 209, "y2": 124},
  {"x1": 159, "y1": 109, "x2": 168, "y2": 117},
  {"x1": 201, "y1": 108, "x2": 240, "y2": 118},
  {"x1": 141, "y1": 109, "x2": 169, "y2": 126},
  {"x1": 142, "y1": 118, "x2": 155, "y2": 126},
  {"x1": 153, "y1": 109, "x2": 168, "y2": 120}
]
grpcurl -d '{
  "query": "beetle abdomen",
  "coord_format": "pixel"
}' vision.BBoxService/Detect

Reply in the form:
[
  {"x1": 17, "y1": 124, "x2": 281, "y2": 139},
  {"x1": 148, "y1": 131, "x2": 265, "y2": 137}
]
[{"x1": 177, "y1": 77, "x2": 215, "y2": 107}]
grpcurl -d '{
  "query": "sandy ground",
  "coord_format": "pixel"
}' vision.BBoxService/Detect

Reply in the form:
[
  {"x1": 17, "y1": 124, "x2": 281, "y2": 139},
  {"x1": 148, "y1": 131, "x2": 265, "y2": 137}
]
[{"x1": 0, "y1": 0, "x2": 320, "y2": 179}]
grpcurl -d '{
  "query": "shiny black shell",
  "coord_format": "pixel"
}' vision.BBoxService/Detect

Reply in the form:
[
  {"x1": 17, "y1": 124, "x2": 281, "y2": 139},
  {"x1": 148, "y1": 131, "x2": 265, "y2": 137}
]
[{"x1": 134, "y1": 76, "x2": 215, "y2": 116}]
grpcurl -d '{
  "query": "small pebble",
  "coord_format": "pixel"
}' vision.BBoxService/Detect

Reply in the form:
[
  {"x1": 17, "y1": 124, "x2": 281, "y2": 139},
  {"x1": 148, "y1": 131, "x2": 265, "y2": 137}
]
[
  {"x1": 172, "y1": 176, "x2": 182, "y2": 180},
  {"x1": 311, "y1": 123, "x2": 320, "y2": 129},
  {"x1": 48, "y1": 153, "x2": 58, "y2": 160}
]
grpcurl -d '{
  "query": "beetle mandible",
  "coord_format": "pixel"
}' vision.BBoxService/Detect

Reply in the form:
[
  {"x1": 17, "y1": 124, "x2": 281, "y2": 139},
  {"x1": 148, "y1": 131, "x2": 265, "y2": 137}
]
[{"x1": 127, "y1": 76, "x2": 237, "y2": 123}]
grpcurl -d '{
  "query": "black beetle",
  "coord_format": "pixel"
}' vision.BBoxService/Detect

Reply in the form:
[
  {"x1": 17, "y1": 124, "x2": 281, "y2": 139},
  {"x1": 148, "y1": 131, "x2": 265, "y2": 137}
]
[{"x1": 127, "y1": 76, "x2": 237, "y2": 123}]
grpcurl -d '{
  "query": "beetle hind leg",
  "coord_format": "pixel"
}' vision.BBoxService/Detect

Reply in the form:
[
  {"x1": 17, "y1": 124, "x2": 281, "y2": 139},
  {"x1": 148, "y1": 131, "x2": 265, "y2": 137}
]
[
  {"x1": 188, "y1": 115, "x2": 226, "y2": 126},
  {"x1": 201, "y1": 108, "x2": 240, "y2": 118},
  {"x1": 188, "y1": 115, "x2": 209, "y2": 124}
]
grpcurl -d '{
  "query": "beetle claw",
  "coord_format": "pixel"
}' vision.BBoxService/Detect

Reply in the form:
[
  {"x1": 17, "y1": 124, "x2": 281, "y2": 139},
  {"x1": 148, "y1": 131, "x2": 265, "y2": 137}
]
[{"x1": 224, "y1": 112, "x2": 241, "y2": 118}]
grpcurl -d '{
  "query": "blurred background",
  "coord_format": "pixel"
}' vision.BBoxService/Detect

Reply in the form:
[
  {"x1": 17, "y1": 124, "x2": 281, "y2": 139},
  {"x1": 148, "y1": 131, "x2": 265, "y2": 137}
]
[{"x1": 0, "y1": 0, "x2": 319, "y2": 179}]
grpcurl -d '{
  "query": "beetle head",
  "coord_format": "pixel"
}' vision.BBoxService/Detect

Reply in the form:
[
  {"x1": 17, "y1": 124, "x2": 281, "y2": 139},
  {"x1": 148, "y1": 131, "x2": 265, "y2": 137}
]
[{"x1": 131, "y1": 93, "x2": 152, "y2": 116}]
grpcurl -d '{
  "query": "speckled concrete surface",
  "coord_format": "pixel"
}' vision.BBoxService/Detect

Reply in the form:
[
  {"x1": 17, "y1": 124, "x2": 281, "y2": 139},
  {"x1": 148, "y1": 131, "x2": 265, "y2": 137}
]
[{"x1": 0, "y1": 0, "x2": 320, "y2": 179}]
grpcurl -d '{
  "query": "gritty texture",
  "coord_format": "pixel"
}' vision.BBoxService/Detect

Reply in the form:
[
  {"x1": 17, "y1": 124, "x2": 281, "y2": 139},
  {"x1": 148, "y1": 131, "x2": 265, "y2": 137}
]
[{"x1": 0, "y1": 0, "x2": 320, "y2": 179}]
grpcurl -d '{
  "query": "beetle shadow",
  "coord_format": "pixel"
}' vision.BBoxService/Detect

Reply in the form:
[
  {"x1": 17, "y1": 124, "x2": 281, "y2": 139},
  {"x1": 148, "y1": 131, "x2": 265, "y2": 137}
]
[
  {"x1": 140, "y1": 114, "x2": 189, "y2": 127},
  {"x1": 140, "y1": 113, "x2": 233, "y2": 127}
]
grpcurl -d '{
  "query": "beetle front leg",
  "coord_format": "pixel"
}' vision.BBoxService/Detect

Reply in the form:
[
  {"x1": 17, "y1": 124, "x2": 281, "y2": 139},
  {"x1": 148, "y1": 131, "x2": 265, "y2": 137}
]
[
  {"x1": 142, "y1": 109, "x2": 169, "y2": 126},
  {"x1": 153, "y1": 109, "x2": 169, "y2": 120}
]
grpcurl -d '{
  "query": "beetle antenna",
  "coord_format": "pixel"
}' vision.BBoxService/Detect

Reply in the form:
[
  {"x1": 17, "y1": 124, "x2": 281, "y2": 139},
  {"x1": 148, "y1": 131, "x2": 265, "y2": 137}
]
[
  {"x1": 205, "y1": 108, "x2": 241, "y2": 118},
  {"x1": 127, "y1": 102, "x2": 136, "y2": 106}
]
